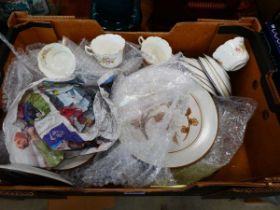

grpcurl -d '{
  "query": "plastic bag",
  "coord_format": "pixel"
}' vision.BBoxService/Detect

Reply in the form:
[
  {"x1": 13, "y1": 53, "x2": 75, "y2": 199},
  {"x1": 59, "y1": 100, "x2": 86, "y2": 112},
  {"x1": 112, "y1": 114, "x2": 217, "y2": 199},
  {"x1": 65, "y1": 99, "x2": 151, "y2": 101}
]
[
  {"x1": 2, "y1": 43, "x2": 45, "y2": 110},
  {"x1": 57, "y1": 142, "x2": 175, "y2": 187},
  {"x1": 57, "y1": 56, "x2": 200, "y2": 187},
  {"x1": 171, "y1": 96, "x2": 257, "y2": 184},
  {"x1": 3, "y1": 75, "x2": 120, "y2": 168},
  {"x1": 111, "y1": 60, "x2": 196, "y2": 167}
]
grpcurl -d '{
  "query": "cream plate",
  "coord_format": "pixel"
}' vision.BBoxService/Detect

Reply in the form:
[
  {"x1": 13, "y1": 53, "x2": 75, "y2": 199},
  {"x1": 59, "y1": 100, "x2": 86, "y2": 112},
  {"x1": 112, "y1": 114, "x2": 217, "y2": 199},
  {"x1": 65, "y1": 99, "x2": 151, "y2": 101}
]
[
  {"x1": 53, "y1": 153, "x2": 94, "y2": 170},
  {"x1": 118, "y1": 87, "x2": 218, "y2": 168},
  {"x1": 164, "y1": 87, "x2": 218, "y2": 167},
  {"x1": 203, "y1": 58, "x2": 230, "y2": 96},
  {"x1": 204, "y1": 55, "x2": 231, "y2": 94},
  {"x1": 181, "y1": 59, "x2": 216, "y2": 94},
  {"x1": 189, "y1": 74, "x2": 216, "y2": 95},
  {"x1": 183, "y1": 57, "x2": 202, "y2": 70},
  {"x1": 38, "y1": 43, "x2": 76, "y2": 79},
  {"x1": 198, "y1": 57, "x2": 228, "y2": 96},
  {"x1": 181, "y1": 60, "x2": 210, "y2": 82}
]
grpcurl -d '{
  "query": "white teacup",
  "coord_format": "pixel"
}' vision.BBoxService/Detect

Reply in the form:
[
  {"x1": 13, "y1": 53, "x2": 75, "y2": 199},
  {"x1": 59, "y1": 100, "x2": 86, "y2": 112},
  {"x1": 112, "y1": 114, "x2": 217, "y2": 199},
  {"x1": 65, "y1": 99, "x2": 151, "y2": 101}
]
[
  {"x1": 212, "y1": 37, "x2": 249, "y2": 71},
  {"x1": 38, "y1": 43, "x2": 76, "y2": 79},
  {"x1": 85, "y1": 34, "x2": 125, "y2": 68},
  {"x1": 138, "y1": 36, "x2": 172, "y2": 64}
]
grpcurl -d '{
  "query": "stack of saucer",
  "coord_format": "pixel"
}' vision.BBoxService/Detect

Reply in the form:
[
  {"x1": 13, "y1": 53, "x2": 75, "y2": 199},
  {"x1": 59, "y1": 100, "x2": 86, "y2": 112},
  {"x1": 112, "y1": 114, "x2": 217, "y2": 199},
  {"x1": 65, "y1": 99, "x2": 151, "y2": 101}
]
[{"x1": 182, "y1": 55, "x2": 231, "y2": 97}]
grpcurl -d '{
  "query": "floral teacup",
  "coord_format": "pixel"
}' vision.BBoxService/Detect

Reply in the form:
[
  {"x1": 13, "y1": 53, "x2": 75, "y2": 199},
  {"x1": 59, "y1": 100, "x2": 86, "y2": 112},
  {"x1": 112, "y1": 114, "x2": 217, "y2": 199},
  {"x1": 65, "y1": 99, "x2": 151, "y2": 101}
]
[{"x1": 85, "y1": 34, "x2": 125, "y2": 68}]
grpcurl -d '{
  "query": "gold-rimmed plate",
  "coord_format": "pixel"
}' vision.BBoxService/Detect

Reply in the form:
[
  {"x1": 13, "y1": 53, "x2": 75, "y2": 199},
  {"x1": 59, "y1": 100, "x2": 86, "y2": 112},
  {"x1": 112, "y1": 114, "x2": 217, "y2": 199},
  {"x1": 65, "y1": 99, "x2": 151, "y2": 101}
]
[{"x1": 164, "y1": 87, "x2": 218, "y2": 168}]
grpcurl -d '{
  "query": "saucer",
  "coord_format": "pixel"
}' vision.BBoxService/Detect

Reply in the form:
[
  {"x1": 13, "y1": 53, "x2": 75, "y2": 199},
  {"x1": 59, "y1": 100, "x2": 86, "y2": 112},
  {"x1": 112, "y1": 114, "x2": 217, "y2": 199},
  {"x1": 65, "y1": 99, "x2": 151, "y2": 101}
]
[{"x1": 38, "y1": 43, "x2": 76, "y2": 79}]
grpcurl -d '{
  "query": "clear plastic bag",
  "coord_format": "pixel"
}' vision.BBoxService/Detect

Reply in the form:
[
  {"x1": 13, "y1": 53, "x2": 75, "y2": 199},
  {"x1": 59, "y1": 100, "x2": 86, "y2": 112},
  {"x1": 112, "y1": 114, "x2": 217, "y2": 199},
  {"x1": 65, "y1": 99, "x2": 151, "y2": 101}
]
[
  {"x1": 111, "y1": 60, "x2": 196, "y2": 167},
  {"x1": 58, "y1": 142, "x2": 175, "y2": 187},
  {"x1": 58, "y1": 57, "x2": 200, "y2": 187},
  {"x1": 58, "y1": 57, "x2": 257, "y2": 187},
  {"x1": 2, "y1": 43, "x2": 45, "y2": 110},
  {"x1": 172, "y1": 96, "x2": 257, "y2": 184}
]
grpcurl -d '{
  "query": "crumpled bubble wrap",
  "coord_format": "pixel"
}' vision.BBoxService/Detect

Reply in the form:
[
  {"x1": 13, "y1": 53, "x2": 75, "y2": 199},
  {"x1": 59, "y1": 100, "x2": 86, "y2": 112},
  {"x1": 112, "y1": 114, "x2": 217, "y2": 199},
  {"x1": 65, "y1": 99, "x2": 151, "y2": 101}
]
[
  {"x1": 2, "y1": 36, "x2": 143, "y2": 110},
  {"x1": 111, "y1": 62, "x2": 196, "y2": 168},
  {"x1": 58, "y1": 142, "x2": 175, "y2": 187},
  {"x1": 58, "y1": 57, "x2": 199, "y2": 187},
  {"x1": 2, "y1": 43, "x2": 45, "y2": 110},
  {"x1": 172, "y1": 96, "x2": 257, "y2": 184}
]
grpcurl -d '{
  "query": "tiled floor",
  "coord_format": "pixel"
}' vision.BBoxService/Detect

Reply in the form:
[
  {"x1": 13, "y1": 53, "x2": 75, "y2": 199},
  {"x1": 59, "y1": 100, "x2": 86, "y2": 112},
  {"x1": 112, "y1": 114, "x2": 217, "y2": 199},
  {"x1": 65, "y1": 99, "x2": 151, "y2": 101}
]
[{"x1": 1, "y1": 196, "x2": 280, "y2": 210}]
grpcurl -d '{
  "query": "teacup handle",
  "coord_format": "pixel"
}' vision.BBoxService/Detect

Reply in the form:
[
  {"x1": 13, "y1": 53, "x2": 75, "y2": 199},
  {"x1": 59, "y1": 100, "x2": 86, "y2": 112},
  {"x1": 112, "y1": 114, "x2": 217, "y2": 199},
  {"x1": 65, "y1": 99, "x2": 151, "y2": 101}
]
[
  {"x1": 138, "y1": 36, "x2": 145, "y2": 45},
  {"x1": 85, "y1": 45, "x2": 95, "y2": 56}
]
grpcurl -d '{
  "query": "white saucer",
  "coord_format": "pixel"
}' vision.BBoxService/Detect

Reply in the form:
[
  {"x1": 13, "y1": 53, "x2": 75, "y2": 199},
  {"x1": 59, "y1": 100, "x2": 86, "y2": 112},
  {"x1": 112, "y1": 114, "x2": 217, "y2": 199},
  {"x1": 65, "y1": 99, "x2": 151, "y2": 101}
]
[
  {"x1": 189, "y1": 73, "x2": 216, "y2": 95},
  {"x1": 183, "y1": 57, "x2": 202, "y2": 70},
  {"x1": 181, "y1": 59, "x2": 216, "y2": 94},
  {"x1": 203, "y1": 58, "x2": 230, "y2": 96},
  {"x1": 38, "y1": 43, "x2": 76, "y2": 79},
  {"x1": 181, "y1": 59, "x2": 210, "y2": 81},
  {"x1": 204, "y1": 55, "x2": 231, "y2": 94},
  {"x1": 198, "y1": 57, "x2": 229, "y2": 96}
]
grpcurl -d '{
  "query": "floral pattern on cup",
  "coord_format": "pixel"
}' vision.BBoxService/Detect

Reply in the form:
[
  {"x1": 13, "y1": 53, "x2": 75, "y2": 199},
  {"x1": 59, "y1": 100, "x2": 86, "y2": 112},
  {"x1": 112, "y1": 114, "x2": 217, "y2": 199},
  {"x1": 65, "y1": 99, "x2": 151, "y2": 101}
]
[
  {"x1": 213, "y1": 36, "x2": 249, "y2": 71},
  {"x1": 85, "y1": 34, "x2": 125, "y2": 68}
]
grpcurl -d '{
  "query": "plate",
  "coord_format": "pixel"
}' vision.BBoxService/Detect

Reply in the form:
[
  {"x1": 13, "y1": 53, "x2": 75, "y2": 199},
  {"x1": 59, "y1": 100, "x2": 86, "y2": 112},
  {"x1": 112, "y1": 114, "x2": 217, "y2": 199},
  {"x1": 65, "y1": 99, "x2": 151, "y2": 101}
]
[
  {"x1": 38, "y1": 43, "x2": 76, "y2": 79},
  {"x1": 198, "y1": 57, "x2": 228, "y2": 96},
  {"x1": 113, "y1": 67, "x2": 218, "y2": 168},
  {"x1": 181, "y1": 59, "x2": 209, "y2": 81},
  {"x1": 53, "y1": 153, "x2": 94, "y2": 170},
  {"x1": 0, "y1": 164, "x2": 73, "y2": 186},
  {"x1": 204, "y1": 55, "x2": 231, "y2": 94},
  {"x1": 183, "y1": 57, "x2": 202, "y2": 70},
  {"x1": 189, "y1": 74, "x2": 216, "y2": 95},
  {"x1": 164, "y1": 87, "x2": 218, "y2": 167},
  {"x1": 118, "y1": 87, "x2": 218, "y2": 168},
  {"x1": 203, "y1": 58, "x2": 230, "y2": 96},
  {"x1": 181, "y1": 59, "x2": 216, "y2": 94}
]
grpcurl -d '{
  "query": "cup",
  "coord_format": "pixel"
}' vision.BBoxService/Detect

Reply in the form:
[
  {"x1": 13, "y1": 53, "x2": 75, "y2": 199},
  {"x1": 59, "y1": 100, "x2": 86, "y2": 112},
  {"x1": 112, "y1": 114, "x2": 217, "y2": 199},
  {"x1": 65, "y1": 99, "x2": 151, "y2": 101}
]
[
  {"x1": 38, "y1": 43, "x2": 76, "y2": 79},
  {"x1": 212, "y1": 37, "x2": 249, "y2": 71},
  {"x1": 138, "y1": 36, "x2": 172, "y2": 64},
  {"x1": 85, "y1": 34, "x2": 125, "y2": 68}
]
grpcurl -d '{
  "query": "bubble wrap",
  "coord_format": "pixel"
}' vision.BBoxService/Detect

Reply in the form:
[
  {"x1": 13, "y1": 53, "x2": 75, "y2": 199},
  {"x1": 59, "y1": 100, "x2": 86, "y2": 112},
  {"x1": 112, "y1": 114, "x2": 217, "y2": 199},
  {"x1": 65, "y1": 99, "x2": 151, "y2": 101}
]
[
  {"x1": 58, "y1": 57, "x2": 199, "y2": 187},
  {"x1": 58, "y1": 142, "x2": 175, "y2": 187},
  {"x1": 2, "y1": 36, "x2": 143, "y2": 110},
  {"x1": 172, "y1": 96, "x2": 257, "y2": 184},
  {"x1": 2, "y1": 43, "x2": 45, "y2": 110},
  {"x1": 63, "y1": 37, "x2": 143, "y2": 86}
]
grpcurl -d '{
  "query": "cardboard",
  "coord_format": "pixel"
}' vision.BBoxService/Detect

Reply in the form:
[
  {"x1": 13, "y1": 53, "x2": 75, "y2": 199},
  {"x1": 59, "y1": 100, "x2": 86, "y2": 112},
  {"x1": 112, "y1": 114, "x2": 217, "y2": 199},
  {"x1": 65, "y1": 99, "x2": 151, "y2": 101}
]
[{"x1": 0, "y1": 12, "x2": 279, "y2": 197}]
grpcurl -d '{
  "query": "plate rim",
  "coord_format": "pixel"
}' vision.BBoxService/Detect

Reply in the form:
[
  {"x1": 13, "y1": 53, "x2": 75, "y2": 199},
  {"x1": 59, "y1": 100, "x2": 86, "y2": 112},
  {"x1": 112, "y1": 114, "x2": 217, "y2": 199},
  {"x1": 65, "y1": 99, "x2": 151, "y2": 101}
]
[
  {"x1": 203, "y1": 58, "x2": 230, "y2": 96},
  {"x1": 198, "y1": 57, "x2": 228, "y2": 96},
  {"x1": 204, "y1": 54, "x2": 231, "y2": 93},
  {"x1": 164, "y1": 87, "x2": 218, "y2": 168}
]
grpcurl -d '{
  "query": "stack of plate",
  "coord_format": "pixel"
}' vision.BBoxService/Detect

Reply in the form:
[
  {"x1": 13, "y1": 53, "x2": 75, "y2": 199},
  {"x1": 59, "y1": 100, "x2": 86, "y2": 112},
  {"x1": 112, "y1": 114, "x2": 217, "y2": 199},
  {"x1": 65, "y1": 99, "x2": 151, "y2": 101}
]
[{"x1": 181, "y1": 55, "x2": 232, "y2": 97}]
